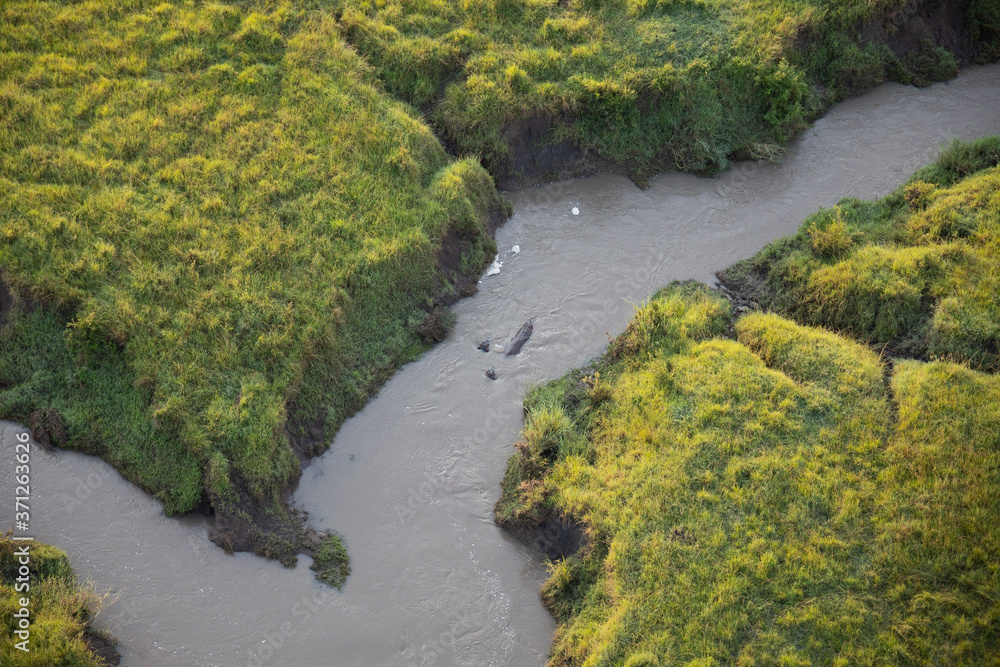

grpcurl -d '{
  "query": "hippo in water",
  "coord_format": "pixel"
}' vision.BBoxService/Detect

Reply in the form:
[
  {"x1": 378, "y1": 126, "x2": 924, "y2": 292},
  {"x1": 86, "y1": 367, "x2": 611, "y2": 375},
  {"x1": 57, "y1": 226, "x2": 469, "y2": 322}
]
[{"x1": 504, "y1": 319, "x2": 534, "y2": 357}]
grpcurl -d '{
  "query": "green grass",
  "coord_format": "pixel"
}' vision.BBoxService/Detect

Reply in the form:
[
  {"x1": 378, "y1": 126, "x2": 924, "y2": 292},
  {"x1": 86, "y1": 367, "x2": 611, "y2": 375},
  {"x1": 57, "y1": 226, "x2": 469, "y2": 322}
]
[
  {"x1": 0, "y1": 0, "x2": 504, "y2": 555},
  {"x1": 331, "y1": 0, "x2": 996, "y2": 181},
  {"x1": 310, "y1": 533, "x2": 351, "y2": 589},
  {"x1": 497, "y1": 283, "x2": 1000, "y2": 665},
  {"x1": 2, "y1": 0, "x2": 998, "y2": 583},
  {"x1": 1, "y1": 533, "x2": 115, "y2": 666},
  {"x1": 723, "y1": 136, "x2": 1000, "y2": 371},
  {"x1": 878, "y1": 360, "x2": 1000, "y2": 664}
]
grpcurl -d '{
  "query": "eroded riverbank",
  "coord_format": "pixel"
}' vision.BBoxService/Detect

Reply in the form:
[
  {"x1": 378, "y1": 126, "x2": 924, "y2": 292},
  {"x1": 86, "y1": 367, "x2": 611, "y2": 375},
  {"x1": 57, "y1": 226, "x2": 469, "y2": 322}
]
[{"x1": 1, "y1": 64, "x2": 999, "y2": 666}]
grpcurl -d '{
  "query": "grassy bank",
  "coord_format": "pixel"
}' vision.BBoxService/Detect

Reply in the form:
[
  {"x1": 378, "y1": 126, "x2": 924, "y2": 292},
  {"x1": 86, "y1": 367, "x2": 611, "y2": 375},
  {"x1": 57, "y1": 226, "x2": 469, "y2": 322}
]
[
  {"x1": 497, "y1": 146, "x2": 1000, "y2": 664},
  {"x1": 721, "y1": 135, "x2": 1000, "y2": 371},
  {"x1": 1, "y1": 533, "x2": 118, "y2": 666},
  {"x1": 0, "y1": 0, "x2": 505, "y2": 567},
  {"x1": 334, "y1": 0, "x2": 999, "y2": 184},
  {"x1": 1, "y1": 0, "x2": 997, "y2": 582}
]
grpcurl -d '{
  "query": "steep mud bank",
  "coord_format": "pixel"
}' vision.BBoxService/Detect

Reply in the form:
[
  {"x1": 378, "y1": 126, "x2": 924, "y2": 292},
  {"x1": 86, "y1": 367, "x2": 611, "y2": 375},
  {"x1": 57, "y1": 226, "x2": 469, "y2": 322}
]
[{"x1": 857, "y1": 0, "x2": 973, "y2": 68}]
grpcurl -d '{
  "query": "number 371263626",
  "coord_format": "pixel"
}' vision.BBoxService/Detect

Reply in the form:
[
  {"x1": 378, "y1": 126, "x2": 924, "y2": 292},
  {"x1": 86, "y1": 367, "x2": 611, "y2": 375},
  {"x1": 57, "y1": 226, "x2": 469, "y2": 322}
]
[{"x1": 15, "y1": 431, "x2": 29, "y2": 511}]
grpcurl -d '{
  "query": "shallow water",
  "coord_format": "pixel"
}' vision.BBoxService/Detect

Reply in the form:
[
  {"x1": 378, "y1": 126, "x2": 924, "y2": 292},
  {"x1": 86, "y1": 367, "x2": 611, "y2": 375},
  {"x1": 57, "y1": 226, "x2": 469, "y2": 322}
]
[{"x1": 2, "y1": 65, "x2": 1000, "y2": 666}]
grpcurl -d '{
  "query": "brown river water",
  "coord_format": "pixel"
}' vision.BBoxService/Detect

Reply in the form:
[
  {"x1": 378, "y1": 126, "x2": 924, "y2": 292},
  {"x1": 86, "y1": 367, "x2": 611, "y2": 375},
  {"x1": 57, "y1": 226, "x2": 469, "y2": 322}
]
[{"x1": 2, "y1": 64, "x2": 1000, "y2": 666}]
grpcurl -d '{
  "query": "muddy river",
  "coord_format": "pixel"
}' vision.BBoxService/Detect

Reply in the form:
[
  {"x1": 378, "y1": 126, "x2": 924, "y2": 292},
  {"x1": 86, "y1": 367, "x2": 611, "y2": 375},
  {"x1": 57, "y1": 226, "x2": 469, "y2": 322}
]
[{"x1": 2, "y1": 64, "x2": 1000, "y2": 666}]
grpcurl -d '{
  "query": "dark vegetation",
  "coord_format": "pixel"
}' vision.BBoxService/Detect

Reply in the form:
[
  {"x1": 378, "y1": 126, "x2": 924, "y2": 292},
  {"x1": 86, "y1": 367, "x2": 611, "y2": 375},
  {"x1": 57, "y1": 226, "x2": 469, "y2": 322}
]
[
  {"x1": 0, "y1": 0, "x2": 997, "y2": 585},
  {"x1": 1, "y1": 532, "x2": 119, "y2": 666},
  {"x1": 334, "y1": 0, "x2": 999, "y2": 186},
  {"x1": 309, "y1": 533, "x2": 351, "y2": 588},
  {"x1": 497, "y1": 141, "x2": 1000, "y2": 664}
]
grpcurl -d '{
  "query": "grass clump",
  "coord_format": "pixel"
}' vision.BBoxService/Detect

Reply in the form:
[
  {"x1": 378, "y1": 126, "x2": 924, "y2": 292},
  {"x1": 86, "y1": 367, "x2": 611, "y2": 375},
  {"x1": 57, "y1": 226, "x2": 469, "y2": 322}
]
[
  {"x1": 333, "y1": 0, "x2": 996, "y2": 183},
  {"x1": 497, "y1": 283, "x2": 1000, "y2": 665},
  {"x1": 1, "y1": 533, "x2": 117, "y2": 666},
  {"x1": 722, "y1": 136, "x2": 1000, "y2": 370},
  {"x1": 0, "y1": 0, "x2": 504, "y2": 564},
  {"x1": 807, "y1": 206, "x2": 854, "y2": 258},
  {"x1": 309, "y1": 534, "x2": 351, "y2": 589}
]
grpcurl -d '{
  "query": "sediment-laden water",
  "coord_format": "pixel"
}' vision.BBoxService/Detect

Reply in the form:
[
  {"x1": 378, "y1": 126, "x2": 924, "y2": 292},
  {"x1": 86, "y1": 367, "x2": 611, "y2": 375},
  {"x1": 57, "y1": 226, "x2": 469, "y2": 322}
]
[{"x1": 2, "y1": 65, "x2": 999, "y2": 666}]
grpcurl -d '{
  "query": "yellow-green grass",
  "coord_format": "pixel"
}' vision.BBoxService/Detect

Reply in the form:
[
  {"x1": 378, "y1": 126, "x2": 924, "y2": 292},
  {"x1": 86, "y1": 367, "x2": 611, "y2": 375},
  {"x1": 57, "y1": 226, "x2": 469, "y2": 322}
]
[
  {"x1": 724, "y1": 136, "x2": 1000, "y2": 372},
  {"x1": 497, "y1": 283, "x2": 1000, "y2": 665},
  {"x1": 0, "y1": 0, "x2": 505, "y2": 561},
  {"x1": 333, "y1": 0, "x2": 996, "y2": 182},
  {"x1": 1, "y1": 533, "x2": 115, "y2": 666}
]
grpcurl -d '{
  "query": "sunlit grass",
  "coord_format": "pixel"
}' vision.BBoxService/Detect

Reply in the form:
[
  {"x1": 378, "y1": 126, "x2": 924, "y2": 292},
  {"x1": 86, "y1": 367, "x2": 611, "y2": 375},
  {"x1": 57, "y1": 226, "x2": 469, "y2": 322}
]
[
  {"x1": 1, "y1": 534, "x2": 114, "y2": 666},
  {"x1": 498, "y1": 282, "x2": 1000, "y2": 665},
  {"x1": 0, "y1": 1, "x2": 503, "y2": 531},
  {"x1": 728, "y1": 136, "x2": 1000, "y2": 371}
]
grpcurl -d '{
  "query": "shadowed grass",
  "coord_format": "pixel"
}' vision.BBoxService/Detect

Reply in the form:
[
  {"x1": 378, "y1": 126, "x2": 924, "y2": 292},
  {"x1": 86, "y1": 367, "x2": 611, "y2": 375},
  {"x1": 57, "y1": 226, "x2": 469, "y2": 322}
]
[
  {"x1": 332, "y1": 0, "x2": 997, "y2": 181},
  {"x1": 497, "y1": 283, "x2": 1000, "y2": 665},
  {"x1": 0, "y1": 0, "x2": 504, "y2": 560}
]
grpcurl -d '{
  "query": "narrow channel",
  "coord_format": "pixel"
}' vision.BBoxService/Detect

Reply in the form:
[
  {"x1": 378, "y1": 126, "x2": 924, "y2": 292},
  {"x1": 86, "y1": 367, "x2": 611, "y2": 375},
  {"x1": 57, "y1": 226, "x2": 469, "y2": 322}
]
[{"x1": 2, "y1": 64, "x2": 999, "y2": 666}]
